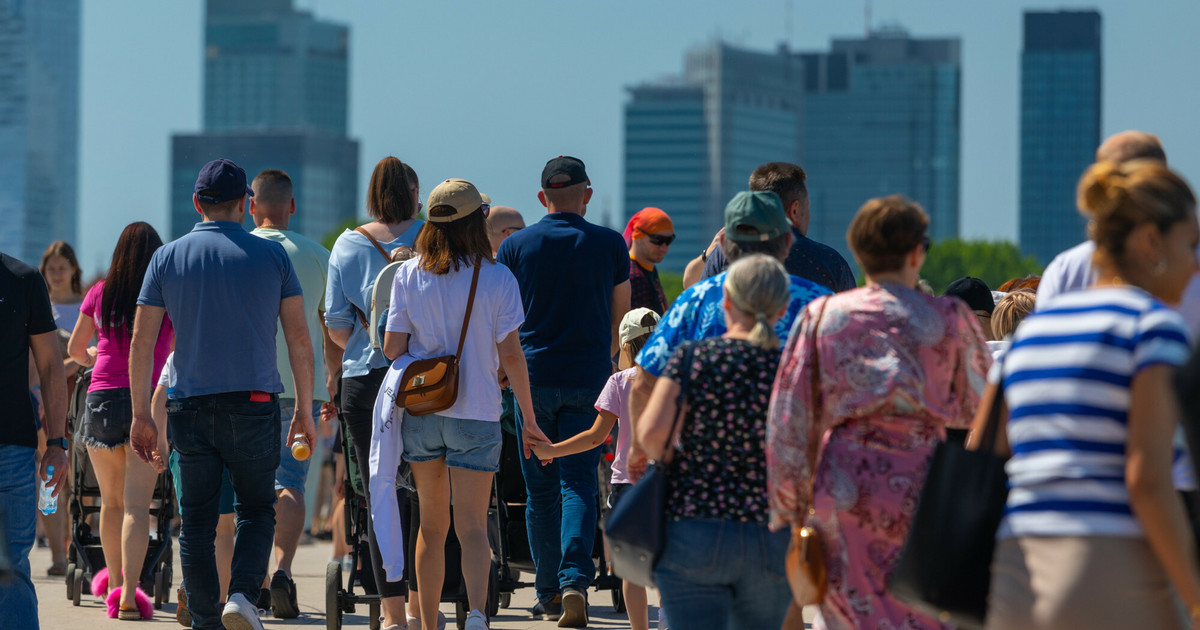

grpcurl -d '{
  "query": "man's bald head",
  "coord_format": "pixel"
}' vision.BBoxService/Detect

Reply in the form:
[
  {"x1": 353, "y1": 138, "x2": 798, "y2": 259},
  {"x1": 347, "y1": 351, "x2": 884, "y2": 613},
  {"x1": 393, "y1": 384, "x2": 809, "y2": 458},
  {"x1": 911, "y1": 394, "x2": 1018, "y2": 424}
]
[
  {"x1": 486, "y1": 205, "x2": 525, "y2": 255},
  {"x1": 1095, "y1": 130, "x2": 1167, "y2": 164}
]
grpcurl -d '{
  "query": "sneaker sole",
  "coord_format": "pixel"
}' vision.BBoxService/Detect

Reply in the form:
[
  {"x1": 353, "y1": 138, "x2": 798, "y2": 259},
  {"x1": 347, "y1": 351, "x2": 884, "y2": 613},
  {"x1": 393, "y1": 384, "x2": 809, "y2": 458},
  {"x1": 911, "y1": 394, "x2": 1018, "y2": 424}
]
[
  {"x1": 558, "y1": 591, "x2": 588, "y2": 628},
  {"x1": 177, "y1": 588, "x2": 192, "y2": 627},
  {"x1": 270, "y1": 582, "x2": 299, "y2": 619},
  {"x1": 220, "y1": 610, "x2": 259, "y2": 630}
]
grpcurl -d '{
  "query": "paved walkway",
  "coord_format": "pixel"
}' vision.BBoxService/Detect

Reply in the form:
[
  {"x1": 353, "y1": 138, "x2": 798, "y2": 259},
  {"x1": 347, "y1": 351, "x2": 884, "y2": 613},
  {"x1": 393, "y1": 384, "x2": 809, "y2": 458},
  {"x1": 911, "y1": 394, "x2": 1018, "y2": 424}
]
[{"x1": 31, "y1": 537, "x2": 647, "y2": 629}]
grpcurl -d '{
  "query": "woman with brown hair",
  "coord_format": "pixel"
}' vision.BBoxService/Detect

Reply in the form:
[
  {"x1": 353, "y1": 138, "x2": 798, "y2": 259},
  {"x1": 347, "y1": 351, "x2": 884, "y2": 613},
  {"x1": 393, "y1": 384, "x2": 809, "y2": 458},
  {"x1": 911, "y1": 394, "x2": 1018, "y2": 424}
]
[
  {"x1": 768, "y1": 195, "x2": 991, "y2": 630},
  {"x1": 981, "y1": 160, "x2": 1200, "y2": 630},
  {"x1": 36, "y1": 240, "x2": 84, "y2": 576},
  {"x1": 67, "y1": 222, "x2": 174, "y2": 618},
  {"x1": 373, "y1": 178, "x2": 542, "y2": 630},
  {"x1": 324, "y1": 156, "x2": 426, "y2": 629}
]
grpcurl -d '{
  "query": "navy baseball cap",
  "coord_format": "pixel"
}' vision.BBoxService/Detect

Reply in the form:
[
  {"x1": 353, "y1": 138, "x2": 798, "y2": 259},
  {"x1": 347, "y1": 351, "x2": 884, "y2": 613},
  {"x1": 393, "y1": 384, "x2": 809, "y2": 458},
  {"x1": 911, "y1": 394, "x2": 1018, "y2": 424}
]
[
  {"x1": 194, "y1": 158, "x2": 254, "y2": 204},
  {"x1": 541, "y1": 156, "x2": 589, "y2": 189}
]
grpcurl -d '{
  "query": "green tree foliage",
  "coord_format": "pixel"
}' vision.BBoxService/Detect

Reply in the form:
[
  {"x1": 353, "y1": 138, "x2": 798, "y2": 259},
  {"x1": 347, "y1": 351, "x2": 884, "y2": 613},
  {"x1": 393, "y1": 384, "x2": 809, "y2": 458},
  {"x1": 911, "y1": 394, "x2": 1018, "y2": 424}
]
[
  {"x1": 660, "y1": 270, "x2": 684, "y2": 305},
  {"x1": 322, "y1": 217, "x2": 362, "y2": 252},
  {"x1": 920, "y1": 238, "x2": 1043, "y2": 294}
]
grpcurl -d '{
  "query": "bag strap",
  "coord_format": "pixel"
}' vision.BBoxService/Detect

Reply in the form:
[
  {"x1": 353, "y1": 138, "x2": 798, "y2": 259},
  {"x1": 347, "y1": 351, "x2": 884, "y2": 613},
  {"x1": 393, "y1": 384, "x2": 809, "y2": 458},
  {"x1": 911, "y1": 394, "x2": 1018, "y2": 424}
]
[
  {"x1": 804, "y1": 296, "x2": 831, "y2": 510},
  {"x1": 453, "y1": 260, "x2": 483, "y2": 362},
  {"x1": 978, "y1": 379, "x2": 1007, "y2": 455},
  {"x1": 354, "y1": 226, "x2": 393, "y2": 262},
  {"x1": 658, "y1": 341, "x2": 697, "y2": 465}
]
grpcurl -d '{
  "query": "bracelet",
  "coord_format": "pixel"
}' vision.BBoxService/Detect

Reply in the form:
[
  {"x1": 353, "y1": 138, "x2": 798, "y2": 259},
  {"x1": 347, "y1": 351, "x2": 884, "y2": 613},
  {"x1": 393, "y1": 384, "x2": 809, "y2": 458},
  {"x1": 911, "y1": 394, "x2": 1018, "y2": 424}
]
[{"x1": 700, "y1": 247, "x2": 708, "y2": 262}]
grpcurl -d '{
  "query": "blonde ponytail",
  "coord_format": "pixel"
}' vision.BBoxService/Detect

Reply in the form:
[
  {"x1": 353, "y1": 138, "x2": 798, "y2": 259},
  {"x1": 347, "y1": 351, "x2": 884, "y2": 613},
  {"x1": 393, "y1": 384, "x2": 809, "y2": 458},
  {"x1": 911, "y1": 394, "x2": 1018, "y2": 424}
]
[{"x1": 724, "y1": 255, "x2": 791, "y2": 351}]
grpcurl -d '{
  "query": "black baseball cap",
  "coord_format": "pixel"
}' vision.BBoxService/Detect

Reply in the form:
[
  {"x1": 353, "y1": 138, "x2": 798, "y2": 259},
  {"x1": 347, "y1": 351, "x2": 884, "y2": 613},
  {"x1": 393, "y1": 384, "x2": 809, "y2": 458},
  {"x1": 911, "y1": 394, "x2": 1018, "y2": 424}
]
[
  {"x1": 194, "y1": 158, "x2": 254, "y2": 204},
  {"x1": 541, "y1": 156, "x2": 589, "y2": 189},
  {"x1": 944, "y1": 276, "x2": 995, "y2": 315}
]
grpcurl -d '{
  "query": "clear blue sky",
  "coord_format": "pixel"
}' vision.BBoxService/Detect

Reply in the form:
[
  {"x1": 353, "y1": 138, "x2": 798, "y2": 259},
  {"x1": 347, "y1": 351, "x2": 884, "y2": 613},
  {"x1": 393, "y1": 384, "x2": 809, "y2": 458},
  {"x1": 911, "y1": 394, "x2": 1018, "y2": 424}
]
[{"x1": 75, "y1": 0, "x2": 1200, "y2": 274}]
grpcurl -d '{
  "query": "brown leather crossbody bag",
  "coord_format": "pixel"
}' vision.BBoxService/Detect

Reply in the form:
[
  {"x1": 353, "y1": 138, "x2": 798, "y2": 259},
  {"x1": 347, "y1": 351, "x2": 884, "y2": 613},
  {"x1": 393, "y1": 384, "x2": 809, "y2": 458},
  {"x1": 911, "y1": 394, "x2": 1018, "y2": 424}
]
[{"x1": 396, "y1": 259, "x2": 481, "y2": 417}]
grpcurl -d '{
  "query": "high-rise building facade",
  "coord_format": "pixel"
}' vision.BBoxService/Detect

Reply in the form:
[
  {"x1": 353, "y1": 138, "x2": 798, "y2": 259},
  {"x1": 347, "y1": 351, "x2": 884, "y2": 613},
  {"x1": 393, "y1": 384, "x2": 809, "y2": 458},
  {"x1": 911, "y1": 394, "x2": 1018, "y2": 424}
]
[
  {"x1": 624, "y1": 32, "x2": 960, "y2": 273},
  {"x1": 0, "y1": 0, "x2": 80, "y2": 264},
  {"x1": 171, "y1": 0, "x2": 358, "y2": 241},
  {"x1": 1019, "y1": 10, "x2": 1102, "y2": 266}
]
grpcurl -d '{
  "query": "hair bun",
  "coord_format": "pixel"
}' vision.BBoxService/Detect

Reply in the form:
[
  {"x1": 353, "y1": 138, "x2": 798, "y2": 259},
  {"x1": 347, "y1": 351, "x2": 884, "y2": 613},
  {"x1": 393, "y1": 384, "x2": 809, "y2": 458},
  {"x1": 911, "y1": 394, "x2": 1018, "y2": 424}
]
[{"x1": 1078, "y1": 161, "x2": 1128, "y2": 220}]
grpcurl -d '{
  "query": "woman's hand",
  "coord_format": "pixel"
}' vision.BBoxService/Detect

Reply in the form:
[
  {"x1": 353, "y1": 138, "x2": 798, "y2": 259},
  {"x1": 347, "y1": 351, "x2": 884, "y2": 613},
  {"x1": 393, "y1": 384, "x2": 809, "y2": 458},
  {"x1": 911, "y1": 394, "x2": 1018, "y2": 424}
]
[{"x1": 521, "y1": 420, "x2": 552, "y2": 462}]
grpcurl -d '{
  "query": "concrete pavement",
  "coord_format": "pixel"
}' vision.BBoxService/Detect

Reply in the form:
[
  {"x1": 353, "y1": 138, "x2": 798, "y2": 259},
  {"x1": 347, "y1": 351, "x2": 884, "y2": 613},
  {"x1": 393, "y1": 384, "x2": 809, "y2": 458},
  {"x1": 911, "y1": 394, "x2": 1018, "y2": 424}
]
[{"x1": 31, "y1": 537, "x2": 645, "y2": 629}]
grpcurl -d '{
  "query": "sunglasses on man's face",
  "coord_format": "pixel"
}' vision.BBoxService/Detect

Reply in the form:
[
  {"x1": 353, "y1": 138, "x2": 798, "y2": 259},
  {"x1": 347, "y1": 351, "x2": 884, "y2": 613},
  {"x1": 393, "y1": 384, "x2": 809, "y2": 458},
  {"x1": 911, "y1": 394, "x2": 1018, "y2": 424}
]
[
  {"x1": 646, "y1": 233, "x2": 675, "y2": 247},
  {"x1": 921, "y1": 236, "x2": 932, "y2": 253}
]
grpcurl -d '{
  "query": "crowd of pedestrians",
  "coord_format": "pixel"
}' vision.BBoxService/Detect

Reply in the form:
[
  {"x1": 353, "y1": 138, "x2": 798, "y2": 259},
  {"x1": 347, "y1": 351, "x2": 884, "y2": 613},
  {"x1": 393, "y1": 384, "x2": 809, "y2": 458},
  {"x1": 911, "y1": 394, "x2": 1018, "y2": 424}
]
[{"x1": 5, "y1": 127, "x2": 1200, "y2": 630}]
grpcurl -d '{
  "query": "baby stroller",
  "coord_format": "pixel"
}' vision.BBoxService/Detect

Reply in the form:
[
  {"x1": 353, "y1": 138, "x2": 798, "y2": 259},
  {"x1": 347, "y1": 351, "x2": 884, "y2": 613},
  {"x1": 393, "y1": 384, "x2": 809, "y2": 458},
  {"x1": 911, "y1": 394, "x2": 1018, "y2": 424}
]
[
  {"x1": 325, "y1": 417, "x2": 383, "y2": 630},
  {"x1": 63, "y1": 367, "x2": 177, "y2": 608},
  {"x1": 494, "y1": 429, "x2": 625, "y2": 613}
]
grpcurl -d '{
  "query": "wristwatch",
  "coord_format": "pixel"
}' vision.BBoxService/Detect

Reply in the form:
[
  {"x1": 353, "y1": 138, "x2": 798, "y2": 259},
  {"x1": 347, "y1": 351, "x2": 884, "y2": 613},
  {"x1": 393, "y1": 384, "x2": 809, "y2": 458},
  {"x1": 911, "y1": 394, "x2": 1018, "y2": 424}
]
[{"x1": 47, "y1": 437, "x2": 68, "y2": 451}]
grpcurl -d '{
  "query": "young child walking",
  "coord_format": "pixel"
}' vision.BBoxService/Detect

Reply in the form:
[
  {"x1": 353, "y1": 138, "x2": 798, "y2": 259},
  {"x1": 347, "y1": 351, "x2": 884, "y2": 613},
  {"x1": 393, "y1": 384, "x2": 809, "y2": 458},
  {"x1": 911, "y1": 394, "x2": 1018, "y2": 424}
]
[{"x1": 531, "y1": 307, "x2": 667, "y2": 630}]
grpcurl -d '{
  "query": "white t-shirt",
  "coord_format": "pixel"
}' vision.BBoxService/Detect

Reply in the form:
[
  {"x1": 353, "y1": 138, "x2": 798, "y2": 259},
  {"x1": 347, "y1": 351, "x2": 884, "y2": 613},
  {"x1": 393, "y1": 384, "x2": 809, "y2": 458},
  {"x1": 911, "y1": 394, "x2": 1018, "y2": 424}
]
[{"x1": 385, "y1": 257, "x2": 524, "y2": 421}]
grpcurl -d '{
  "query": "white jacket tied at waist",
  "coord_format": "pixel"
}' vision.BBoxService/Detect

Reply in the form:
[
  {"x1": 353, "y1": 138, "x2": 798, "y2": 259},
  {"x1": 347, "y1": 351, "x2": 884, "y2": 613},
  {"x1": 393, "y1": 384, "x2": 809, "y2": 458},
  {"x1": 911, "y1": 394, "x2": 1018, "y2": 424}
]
[{"x1": 368, "y1": 355, "x2": 417, "y2": 583}]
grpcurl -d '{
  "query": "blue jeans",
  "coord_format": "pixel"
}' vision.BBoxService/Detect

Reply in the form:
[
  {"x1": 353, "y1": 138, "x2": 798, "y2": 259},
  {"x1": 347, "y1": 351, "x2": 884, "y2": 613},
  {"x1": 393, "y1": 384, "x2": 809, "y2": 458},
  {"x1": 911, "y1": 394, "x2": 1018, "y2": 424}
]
[
  {"x1": 275, "y1": 399, "x2": 320, "y2": 492},
  {"x1": 168, "y1": 393, "x2": 280, "y2": 630},
  {"x1": 515, "y1": 386, "x2": 604, "y2": 600},
  {"x1": 653, "y1": 519, "x2": 791, "y2": 630},
  {"x1": 0, "y1": 445, "x2": 38, "y2": 629}
]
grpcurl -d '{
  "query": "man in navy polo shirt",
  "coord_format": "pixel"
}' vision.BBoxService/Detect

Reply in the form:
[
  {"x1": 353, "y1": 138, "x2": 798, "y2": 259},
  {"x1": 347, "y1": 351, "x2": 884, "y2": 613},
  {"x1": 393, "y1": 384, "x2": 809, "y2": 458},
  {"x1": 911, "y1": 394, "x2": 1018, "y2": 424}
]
[
  {"x1": 127, "y1": 158, "x2": 315, "y2": 630},
  {"x1": 497, "y1": 156, "x2": 630, "y2": 627}
]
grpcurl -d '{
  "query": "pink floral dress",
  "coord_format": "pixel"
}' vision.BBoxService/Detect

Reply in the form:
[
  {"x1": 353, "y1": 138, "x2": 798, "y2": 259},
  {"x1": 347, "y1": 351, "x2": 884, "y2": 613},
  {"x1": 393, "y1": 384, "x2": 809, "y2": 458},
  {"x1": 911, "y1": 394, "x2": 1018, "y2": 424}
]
[{"x1": 768, "y1": 284, "x2": 991, "y2": 630}]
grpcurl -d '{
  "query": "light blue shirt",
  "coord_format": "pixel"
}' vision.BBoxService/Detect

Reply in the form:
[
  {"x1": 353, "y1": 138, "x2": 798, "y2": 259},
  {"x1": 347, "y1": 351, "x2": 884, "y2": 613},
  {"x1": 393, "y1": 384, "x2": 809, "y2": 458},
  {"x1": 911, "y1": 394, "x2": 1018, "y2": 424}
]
[{"x1": 324, "y1": 222, "x2": 424, "y2": 378}]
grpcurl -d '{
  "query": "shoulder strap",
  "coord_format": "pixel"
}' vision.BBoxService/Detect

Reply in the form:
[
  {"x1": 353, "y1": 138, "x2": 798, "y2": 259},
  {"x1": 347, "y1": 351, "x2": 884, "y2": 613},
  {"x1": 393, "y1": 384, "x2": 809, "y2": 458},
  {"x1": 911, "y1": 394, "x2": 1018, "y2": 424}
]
[
  {"x1": 454, "y1": 260, "x2": 483, "y2": 361},
  {"x1": 805, "y1": 296, "x2": 831, "y2": 500},
  {"x1": 354, "y1": 226, "x2": 392, "y2": 262},
  {"x1": 660, "y1": 341, "x2": 697, "y2": 463}
]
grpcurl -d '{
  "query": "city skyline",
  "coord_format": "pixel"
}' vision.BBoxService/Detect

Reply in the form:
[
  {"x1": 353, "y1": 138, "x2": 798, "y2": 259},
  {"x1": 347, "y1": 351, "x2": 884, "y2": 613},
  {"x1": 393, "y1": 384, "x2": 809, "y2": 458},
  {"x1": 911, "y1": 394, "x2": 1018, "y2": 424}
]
[{"x1": 60, "y1": 1, "x2": 1200, "y2": 274}]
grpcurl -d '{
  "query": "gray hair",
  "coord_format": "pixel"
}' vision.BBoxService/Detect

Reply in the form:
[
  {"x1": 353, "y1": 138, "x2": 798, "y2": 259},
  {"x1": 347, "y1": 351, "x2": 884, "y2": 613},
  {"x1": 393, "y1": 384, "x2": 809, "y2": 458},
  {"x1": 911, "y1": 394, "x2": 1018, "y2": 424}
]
[{"x1": 723, "y1": 254, "x2": 791, "y2": 350}]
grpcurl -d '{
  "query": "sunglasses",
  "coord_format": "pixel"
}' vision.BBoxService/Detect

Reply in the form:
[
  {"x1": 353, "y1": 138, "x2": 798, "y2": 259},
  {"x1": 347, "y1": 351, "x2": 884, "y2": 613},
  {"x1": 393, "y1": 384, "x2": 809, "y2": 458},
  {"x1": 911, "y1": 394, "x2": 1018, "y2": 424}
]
[
  {"x1": 644, "y1": 233, "x2": 675, "y2": 247},
  {"x1": 481, "y1": 203, "x2": 490, "y2": 218},
  {"x1": 921, "y1": 236, "x2": 932, "y2": 253}
]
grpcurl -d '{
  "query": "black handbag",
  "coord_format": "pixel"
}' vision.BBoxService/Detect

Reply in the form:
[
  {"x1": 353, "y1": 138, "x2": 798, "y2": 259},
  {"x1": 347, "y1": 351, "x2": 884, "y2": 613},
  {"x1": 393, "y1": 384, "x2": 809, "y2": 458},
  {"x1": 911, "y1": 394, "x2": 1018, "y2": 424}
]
[
  {"x1": 888, "y1": 387, "x2": 1010, "y2": 628},
  {"x1": 603, "y1": 342, "x2": 696, "y2": 588}
]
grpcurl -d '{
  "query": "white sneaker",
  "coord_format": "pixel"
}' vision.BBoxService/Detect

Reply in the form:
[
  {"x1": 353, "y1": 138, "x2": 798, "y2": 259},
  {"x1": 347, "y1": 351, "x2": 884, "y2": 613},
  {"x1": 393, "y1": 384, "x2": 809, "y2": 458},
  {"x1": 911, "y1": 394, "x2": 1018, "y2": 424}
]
[
  {"x1": 407, "y1": 611, "x2": 448, "y2": 630},
  {"x1": 464, "y1": 609, "x2": 489, "y2": 630},
  {"x1": 221, "y1": 592, "x2": 265, "y2": 630}
]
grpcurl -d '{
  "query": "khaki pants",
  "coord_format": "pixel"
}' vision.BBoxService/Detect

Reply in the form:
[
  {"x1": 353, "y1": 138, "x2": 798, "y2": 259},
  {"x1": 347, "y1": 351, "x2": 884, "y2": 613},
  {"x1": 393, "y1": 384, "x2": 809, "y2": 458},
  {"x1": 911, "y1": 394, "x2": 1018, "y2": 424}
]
[{"x1": 986, "y1": 536, "x2": 1184, "y2": 630}]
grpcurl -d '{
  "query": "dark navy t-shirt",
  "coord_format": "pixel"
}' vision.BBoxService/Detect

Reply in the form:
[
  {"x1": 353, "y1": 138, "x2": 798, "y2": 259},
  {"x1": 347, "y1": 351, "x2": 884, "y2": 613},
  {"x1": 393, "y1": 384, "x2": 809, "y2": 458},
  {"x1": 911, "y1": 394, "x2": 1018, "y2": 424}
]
[
  {"x1": 497, "y1": 212, "x2": 629, "y2": 391},
  {"x1": 138, "y1": 221, "x2": 302, "y2": 398},
  {"x1": 703, "y1": 227, "x2": 856, "y2": 292},
  {"x1": 0, "y1": 253, "x2": 57, "y2": 448}
]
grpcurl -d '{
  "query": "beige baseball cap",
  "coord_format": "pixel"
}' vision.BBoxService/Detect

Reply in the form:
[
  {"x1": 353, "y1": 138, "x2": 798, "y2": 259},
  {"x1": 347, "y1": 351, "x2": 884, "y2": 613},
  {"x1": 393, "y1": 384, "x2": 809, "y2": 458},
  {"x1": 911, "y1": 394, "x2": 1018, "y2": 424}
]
[
  {"x1": 426, "y1": 178, "x2": 484, "y2": 223},
  {"x1": 619, "y1": 308, "x2": 660, "y2": 346}
]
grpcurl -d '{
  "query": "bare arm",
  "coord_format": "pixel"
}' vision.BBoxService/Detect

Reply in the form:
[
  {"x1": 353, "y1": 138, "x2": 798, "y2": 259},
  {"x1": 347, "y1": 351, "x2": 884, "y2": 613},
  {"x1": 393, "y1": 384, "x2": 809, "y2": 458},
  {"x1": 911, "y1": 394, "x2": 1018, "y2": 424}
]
[
  {"x1": 626, "y1": 366, "x2": 658, "y2": 480},
  {"x1": 328, "y1": 326, "x2": 351, "y2": 350},
  {"x1": 531, "y1": 411, "x2": 617, "y2": 459},
  {"x1": 498, "y1": 330, "x2": 549, "y2": 458},
  {"x1": 964, "y1": 382, "x2": 1010, "y2": 455},
  {"x1": 30, "y1": 330, "x2": 68, "y2": 490},
  {"x1": 636, "y1": 375, "x2": 682, "y2": 461},
  {"x1": 67, "y1": 312, "x2": 97, "y2": 368},
  {"x1": 320, "y1": 314, "x2": 342, "y2": 402},
  {"x1": 383, "y1": 329, "x2": 408, "y2": 363},
  {"x1": 149, "y1": 384, "x2": 170, "y2": 471},
  {"x1": 280, "y1": 295, "x2": 316, "y2": 447},
  {"x1": 129, "y1": 306, "x2": 166, "y2": 468},
  {"x1": 1126, "y1": 366, "x2": 1200, "y2": 613},
  {"x1": 611, "y1": 280, "x2": 631, "y2": 358}
]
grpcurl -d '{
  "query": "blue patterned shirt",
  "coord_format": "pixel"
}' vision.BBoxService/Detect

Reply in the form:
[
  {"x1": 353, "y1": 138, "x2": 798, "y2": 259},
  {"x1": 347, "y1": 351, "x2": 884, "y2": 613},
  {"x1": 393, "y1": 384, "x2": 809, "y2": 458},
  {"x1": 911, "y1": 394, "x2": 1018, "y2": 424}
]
[{"x1": 635, "y1": 270, "x2": 831, "y2": 377}]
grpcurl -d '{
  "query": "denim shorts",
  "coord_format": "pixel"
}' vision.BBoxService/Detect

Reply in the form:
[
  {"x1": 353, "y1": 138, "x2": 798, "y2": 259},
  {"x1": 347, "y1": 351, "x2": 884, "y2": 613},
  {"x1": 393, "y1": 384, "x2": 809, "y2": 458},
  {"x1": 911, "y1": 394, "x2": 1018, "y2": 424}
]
[
  {"x1": 80, "y1": 388, "x2": 133, "y2": 449},
  {"x1": 275, "y1": 399, "x2": 322, "y2": 492},
  {"x1": 401, "y1": 411, "x2": 502, "y2": 473}
]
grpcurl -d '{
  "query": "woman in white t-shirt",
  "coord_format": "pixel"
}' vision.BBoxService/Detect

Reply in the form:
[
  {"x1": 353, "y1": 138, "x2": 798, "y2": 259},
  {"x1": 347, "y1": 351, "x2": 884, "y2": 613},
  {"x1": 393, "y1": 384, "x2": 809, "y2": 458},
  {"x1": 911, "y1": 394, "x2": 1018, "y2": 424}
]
[{"x1": 380, "y1": 178, "x2": 547, "y2": 630}]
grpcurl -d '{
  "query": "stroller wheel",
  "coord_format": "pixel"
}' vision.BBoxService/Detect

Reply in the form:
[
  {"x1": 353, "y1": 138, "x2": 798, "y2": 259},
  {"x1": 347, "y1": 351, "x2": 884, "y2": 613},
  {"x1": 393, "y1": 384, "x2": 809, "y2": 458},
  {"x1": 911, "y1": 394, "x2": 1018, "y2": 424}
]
[
  {"x1": 486, "y1": 561, "x2": 500, "y2": 618},
  {"x1": 65, "y1": 562, "x2": 76, "y2": 600},
  {"x1": 325, "y1": 561, "x2": 343, "y2": 630},
  {"x1": 499, "y1": 592, "x2": 511, "y2": 609},
  {"x1": 72, "y1": 568, "x2": 84, "y2": 607},
  {"x1": 612, "y1": 585, "x2": 626, "y2": 613},
  {"x1": 154, "y1": 570, "x2": 165, "y2": 610}
]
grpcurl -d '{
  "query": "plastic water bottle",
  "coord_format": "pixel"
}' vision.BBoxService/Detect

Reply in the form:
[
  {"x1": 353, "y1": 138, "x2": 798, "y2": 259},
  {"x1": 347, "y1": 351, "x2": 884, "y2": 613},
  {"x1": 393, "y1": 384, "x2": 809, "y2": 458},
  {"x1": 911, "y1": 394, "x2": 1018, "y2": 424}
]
[
  {"x1": 291, "y1": 436, "x2": 311, "y2": 461},
  {"x1": 38, "y1": 465, "x2": 58, "y2": 515}
]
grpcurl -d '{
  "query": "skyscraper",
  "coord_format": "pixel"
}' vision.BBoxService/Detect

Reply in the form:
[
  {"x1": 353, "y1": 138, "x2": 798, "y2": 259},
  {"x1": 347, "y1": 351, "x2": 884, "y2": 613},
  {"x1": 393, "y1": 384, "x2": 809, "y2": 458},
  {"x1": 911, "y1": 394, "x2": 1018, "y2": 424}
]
[
  {"x1": 0, "y1": 0, "x2": 81, "y2": 264},
  {"x1": 1020, "y1": 10, "x2": 1102, "y2": 266},
  {"x1": 624, "y1": 31, "x2": 961, "y2": 273},
  {"x1": 170, "y1": 0, "x2": 358, "y2": 241}
]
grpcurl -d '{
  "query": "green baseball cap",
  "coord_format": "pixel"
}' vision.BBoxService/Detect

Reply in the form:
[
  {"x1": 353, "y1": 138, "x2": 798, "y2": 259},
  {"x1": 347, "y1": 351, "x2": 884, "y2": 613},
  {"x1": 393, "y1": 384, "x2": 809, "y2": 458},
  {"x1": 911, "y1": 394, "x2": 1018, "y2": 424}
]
[{"x1": 724, "y1": 191, "x2": 790, "y2": 242}]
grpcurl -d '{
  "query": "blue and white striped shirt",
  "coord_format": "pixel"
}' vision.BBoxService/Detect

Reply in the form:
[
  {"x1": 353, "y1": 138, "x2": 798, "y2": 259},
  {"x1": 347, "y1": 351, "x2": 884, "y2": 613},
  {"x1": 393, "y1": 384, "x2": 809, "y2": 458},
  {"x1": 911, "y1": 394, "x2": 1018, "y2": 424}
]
[{"x1": 994, "y1": 287, "x2": 1191, "y2": 538}]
